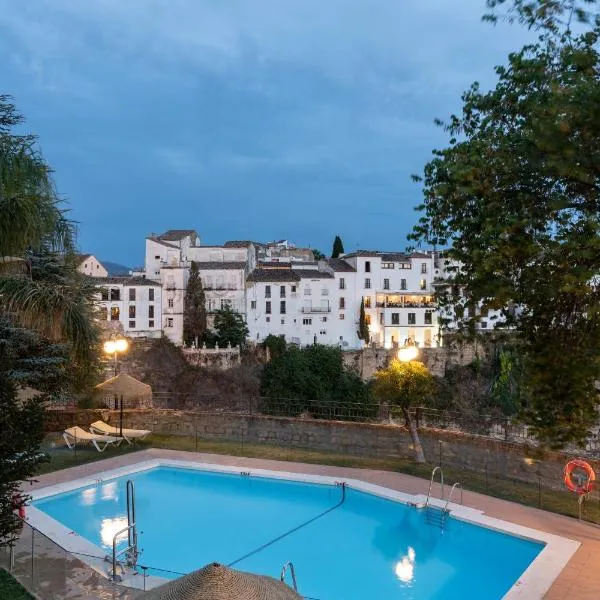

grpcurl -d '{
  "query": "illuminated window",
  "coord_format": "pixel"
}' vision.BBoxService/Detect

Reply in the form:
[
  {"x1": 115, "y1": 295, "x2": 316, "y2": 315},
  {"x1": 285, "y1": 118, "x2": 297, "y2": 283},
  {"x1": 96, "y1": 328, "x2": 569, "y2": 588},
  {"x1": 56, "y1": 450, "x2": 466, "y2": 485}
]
[{"x1": 110, "y1": 307, "x2": 120, "y2": 321}]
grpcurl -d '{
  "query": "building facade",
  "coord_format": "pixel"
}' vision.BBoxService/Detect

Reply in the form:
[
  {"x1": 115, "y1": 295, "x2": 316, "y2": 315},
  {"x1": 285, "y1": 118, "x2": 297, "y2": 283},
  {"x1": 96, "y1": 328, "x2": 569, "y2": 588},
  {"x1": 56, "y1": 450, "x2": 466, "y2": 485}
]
[{"x1": 76, "y1": 254, "x2": 108, "y2": 278}]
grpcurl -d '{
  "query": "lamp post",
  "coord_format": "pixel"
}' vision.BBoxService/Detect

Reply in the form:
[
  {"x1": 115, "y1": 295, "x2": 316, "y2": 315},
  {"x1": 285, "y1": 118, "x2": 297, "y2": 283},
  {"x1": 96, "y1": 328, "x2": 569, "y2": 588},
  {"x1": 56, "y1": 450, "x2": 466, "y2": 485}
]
[
  {"x1": 398, "y1": 344, "x2": 419, "y2": 363},
  {"x1": 103, "y1": 336, "x2": 129, "y2": 438}
]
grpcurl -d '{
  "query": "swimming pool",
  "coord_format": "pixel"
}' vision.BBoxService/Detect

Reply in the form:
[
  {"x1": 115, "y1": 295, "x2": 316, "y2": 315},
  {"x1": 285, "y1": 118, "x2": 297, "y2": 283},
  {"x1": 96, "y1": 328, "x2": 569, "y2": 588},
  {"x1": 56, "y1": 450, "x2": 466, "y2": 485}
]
[{"x1": 29, "y1": 460, "x2": 578, "y2": 599}]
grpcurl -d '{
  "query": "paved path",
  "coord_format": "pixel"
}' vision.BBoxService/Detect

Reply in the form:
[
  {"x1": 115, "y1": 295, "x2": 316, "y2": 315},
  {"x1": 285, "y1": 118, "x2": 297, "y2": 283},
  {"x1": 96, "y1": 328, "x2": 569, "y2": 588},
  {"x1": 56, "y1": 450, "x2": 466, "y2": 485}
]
[{"x1": 21, "y1": 448, "x2": 600, "y2": 600}]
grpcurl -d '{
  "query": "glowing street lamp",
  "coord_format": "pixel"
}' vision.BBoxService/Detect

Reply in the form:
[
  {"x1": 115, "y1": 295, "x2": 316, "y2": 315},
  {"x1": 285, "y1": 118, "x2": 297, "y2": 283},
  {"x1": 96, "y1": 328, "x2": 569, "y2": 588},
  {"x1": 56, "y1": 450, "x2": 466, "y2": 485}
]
[
  {"x1": 103, "y1": 336, "x2": 129, "y2": 377},
  {"x1": 398, "y1": 345, "x2": 419, "y2": 363}
]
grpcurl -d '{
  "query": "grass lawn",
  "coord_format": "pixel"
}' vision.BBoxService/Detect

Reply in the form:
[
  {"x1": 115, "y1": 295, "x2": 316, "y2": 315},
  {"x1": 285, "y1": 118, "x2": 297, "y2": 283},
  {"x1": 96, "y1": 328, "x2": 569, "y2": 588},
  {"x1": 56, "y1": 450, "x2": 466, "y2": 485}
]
[
  {"x1": 38, "y1": 433, "x2": 600, "y2": 525},
  {"x1": 0, "y1": 569, "x2": 34, "y2": 600}
]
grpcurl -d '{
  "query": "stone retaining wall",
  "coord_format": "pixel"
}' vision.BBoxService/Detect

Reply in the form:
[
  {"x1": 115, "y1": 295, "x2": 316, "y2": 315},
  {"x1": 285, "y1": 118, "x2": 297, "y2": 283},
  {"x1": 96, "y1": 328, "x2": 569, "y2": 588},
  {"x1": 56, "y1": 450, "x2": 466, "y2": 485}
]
[{"x1": 45, "y1": 408, "x2": 598, "y2": 491}]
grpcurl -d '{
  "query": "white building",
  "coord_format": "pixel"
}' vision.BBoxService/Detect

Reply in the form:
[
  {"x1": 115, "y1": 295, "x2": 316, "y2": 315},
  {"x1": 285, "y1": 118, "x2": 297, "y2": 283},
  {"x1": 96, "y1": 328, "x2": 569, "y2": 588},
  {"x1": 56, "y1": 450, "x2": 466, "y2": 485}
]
[
  {"x1": 95, "y1": 277, "x2": 162, "y2": 339},
  {"x1": 341, "y1": 251, "x2": 440, "y2": 348},
  {"x1": 76, "y1": 254, "x2": 108, "y2": 278}
]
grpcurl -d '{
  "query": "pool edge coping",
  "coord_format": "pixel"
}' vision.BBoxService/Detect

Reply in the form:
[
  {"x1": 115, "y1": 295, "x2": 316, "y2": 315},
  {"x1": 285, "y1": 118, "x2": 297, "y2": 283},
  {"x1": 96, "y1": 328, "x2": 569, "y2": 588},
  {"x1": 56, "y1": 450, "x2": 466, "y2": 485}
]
[{"x1": 26, "y1": 457, "x2": 581, "y2": 598}]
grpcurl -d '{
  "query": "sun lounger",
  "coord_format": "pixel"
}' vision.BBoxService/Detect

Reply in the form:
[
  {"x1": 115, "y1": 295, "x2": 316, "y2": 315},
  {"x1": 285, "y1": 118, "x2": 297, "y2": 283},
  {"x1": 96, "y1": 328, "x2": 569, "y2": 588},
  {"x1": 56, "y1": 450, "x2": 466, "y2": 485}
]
[
  {"x1": 89, "y1": 420, "x2": 151, "y2": 444},
  {"x1": 63, "y1": 426, "x2": 123, "y2": 452}
]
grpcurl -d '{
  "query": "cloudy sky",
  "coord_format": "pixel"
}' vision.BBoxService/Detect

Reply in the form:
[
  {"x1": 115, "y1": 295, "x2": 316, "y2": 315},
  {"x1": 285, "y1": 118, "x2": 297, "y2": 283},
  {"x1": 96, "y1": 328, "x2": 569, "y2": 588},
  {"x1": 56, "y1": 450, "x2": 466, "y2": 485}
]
[{"x1": 0, "y1": 0, "x2": 531, "y2": 265}]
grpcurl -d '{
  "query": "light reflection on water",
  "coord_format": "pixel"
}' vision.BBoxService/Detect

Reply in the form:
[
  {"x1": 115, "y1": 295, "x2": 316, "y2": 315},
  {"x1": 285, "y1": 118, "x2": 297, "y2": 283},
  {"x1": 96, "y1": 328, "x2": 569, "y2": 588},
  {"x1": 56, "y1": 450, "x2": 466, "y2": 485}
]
[
  {"x1": 100, "y1": 516, "x2": 128, "y2": 547},
  {"x1": 395, "y1": 546, "x2": 416, "y2": 583},
  {"x1": 101, "y1": 481, "x2": 118, "y2": 501},
  {"x1": 80, "y1": 488, "x2": 96, "y2": 506}
]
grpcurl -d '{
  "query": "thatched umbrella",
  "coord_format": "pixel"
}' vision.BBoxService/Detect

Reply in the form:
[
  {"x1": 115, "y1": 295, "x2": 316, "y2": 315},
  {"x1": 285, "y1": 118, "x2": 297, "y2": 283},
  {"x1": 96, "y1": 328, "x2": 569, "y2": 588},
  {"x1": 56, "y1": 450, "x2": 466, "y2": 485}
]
[
  {"x1": 94, "y1": 373, "x2": 152, "y2": 409},
  {"x1": 143, "y1": 562, "x2": 303, "y2": 600}
]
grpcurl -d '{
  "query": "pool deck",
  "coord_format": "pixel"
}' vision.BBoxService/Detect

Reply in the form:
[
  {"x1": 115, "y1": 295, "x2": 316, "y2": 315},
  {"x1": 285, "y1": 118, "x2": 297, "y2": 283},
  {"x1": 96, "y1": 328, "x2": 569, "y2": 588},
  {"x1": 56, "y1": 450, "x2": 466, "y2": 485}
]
[{"x1": 23, "y1": 448, "x2": 600, "y2": 600}]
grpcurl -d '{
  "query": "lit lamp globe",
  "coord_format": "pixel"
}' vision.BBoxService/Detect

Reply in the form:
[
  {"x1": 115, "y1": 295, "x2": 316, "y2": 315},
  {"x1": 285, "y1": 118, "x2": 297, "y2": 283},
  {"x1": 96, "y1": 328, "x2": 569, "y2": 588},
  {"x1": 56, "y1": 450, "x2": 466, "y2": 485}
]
[{"x1": 398, "y1": 345, "x2": 419, "y2": 363}]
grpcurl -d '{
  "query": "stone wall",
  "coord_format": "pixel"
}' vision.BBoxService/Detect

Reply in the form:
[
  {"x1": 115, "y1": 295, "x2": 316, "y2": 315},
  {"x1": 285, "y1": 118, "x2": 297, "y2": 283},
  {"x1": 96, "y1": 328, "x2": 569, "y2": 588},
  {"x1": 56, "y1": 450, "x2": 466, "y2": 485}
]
[
  {"x1": 46, "y1": 408, "x2": 597, "y2": 490},
  {"x1": 181, "y1": 345, "x2": 241, "y2": 369}
]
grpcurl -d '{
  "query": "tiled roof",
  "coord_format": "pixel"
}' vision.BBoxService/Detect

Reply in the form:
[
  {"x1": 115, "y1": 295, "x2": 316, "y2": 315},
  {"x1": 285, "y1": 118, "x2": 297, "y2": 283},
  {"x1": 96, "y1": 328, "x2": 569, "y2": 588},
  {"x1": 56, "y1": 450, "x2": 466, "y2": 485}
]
[
  {"x1": 408, "y1": 252, "x2": 431, "y2": 259},
  {"x1": 158, "y1": 229, "x2": 198, "y2": 241},
  {"x1": 91, "y1": 276, "x2": 160, "y2": 287},
  {"x1": 326, "y1": 258, "x2": 356, "y2": 272},
  {"x1": 224, "y1": 240, "x2": 264, "y2": 248},
  {"x1": 381, "y1": 253, "x2": 410, "y2": 262},
  {"x1": 148, "y1": 238, "x2": 179, "y2": 249},
  {"x1": 192, "y1": 261, "x2": 247, "y2": 270},
  {"x1": 341, "y1": 250, "x2": 382, "y2": 258},
  {"x1": 247, "y1": 269, "x2": 301, "y2": 282},
  {"x1": 296, "y1": 270, "x2": 334, "y2": 279},
  {"x1": 75, "y1": 253, "x2": 92, "y2": 263}
]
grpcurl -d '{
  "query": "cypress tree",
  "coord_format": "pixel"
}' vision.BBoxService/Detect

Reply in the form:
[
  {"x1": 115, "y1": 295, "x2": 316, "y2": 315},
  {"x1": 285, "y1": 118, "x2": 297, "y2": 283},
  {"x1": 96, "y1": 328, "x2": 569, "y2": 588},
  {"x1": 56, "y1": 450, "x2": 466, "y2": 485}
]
[
  {"x1": 331, "y1": 235, "x2": 345, "y2": 258},
  {"x1": 358, "y1": 298, "x2": 370, "y2": 344},
  {"x1": 183, "y1": 262, "x2": 207, "y2": 346}
]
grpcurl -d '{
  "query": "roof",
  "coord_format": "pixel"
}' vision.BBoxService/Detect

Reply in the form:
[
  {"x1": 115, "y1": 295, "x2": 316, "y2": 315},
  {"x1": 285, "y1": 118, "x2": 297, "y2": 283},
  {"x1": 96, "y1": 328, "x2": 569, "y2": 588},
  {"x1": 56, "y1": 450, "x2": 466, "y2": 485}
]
[
  {"x1": 148, "y1": 238, "x2": 179, "y2": 249},
  {"x1": 224, "y1": 240, "x2": 263, "y2": 248},
  {"x1": 74, "y1": 253, "x2": 92, "y2": 263},
  {"x1": 326, "y1": 258, "x2": 356, "y2": 272},
  {"x1": 144, "y1": 562, "x2": 302, "y2": 600},
  {"x1": 409, "y1": 252, "x2": 431, "y2": 259},
  {"x1": 247, "y1": 269, "x2": 301, "y2": 282},
  {"x1": 297, "y1": 270, "x2": 334, "y2": 279},
  {"x1": 94, "y1": 373, "x2": 152, "y2": 398},
  {"x1": 91, "y1": 276, "x2": 160, "y2": 287},
  {"x1": 341, "y1": 250, "x2": 382, "y2": 258},
  {"x1": 158, "y1": 229, "x2": 198, "y2": 241},
  {"x1": 380, "y1": 253, "x2": 410, "y2": 262},
  {"x1": 193, "y1": 261, "x2": 247, "y2": 270}
]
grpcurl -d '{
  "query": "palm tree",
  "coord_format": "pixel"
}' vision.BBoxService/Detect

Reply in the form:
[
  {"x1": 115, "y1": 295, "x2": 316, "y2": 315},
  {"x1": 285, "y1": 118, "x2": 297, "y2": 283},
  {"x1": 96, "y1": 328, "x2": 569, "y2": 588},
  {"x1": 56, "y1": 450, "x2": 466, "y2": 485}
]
[{"x1": 0, "y1": 95, "x2": 96, "y2": 361}]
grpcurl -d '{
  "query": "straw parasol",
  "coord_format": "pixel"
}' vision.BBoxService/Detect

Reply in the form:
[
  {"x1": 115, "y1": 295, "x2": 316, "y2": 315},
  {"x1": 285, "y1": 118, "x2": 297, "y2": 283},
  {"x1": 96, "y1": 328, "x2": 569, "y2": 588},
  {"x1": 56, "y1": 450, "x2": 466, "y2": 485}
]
[
  {"x1": 143, "y1": 562, "x2": 303, "y2": 600},
  {"x1": 94, "y1": 373, "x2": 152, "y2": 408}
]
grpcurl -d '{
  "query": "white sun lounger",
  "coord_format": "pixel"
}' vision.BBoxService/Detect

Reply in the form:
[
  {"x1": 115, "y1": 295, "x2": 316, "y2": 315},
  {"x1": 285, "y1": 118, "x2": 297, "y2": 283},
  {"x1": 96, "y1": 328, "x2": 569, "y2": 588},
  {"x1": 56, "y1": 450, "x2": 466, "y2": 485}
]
[
  {"x1": 63, "y1": 426, "x2": 123, "y2": 452},
  {"x1": 89, "y1": 420, "x2": 151, "y2": 444}
]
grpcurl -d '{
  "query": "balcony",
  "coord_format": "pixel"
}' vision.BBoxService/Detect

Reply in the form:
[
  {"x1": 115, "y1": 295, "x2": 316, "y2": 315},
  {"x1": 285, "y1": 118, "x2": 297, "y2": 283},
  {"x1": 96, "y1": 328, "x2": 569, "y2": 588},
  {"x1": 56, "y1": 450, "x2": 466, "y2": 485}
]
[
  {"x1": 204, "y1": 284, "x2": 239, "y2": 291},
  {"x1": 301, "y1": 306, "x2": 331, "y2": 313}
]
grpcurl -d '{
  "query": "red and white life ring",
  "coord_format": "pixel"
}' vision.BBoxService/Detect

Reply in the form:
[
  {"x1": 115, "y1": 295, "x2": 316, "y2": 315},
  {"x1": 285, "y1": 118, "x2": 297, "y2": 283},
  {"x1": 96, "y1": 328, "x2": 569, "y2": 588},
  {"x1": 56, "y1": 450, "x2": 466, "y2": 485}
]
[{"x1": 564, "y1": 459, "x2": 596, "y2": 495}]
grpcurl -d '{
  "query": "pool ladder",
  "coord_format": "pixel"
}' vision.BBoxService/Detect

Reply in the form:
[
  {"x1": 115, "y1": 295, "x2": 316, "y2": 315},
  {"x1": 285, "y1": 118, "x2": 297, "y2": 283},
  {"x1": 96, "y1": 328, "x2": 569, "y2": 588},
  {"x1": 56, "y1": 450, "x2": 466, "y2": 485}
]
[
  {"x1": 108, "y1": 479, "x2": 139, "y2": 582},
  {"x1": 424, "y1": 467, "x2": 462, "y2": 530},
  {"x1": 280, "y1": 561, "x2": 298, "y2": 592}
]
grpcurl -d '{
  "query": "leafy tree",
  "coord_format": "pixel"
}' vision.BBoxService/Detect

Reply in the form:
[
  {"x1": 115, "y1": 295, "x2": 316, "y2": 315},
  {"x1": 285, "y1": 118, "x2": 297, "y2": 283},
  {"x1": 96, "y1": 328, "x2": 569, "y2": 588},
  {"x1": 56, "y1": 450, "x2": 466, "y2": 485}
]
[
  {"x1": 263, "y1": 334, "x2": 286, "y2": 359},
  {"x1": 372, "y1": 359, "x2": 435, "y2": 463},
  {"x1": 331, "y1": 235, "x2": 345, "y2": 258},
  {"x1": 0, "y1": 96, "x2": 95, "y2": 361},
  {"x1": 183, "y1": 262, "x2": 207, "y2": 347},
  {"x1": 312, "y1": 249, "x2": 326, "y2": 260},
  {"x1": 260, "y1": 345, "x2": 374, "y2": 420},
  {"x1": 0, "y1": 367, "x2": 47, "y2": 549},
  {"x1": 213, "y1": 305, "x2": 249, "y2": 348},
  {"x1": 357, "y1": 298, "x2": 370, "y2": 344},
  {"x1": 410, "y1": 24, "x2": 600, "y2": 447}
]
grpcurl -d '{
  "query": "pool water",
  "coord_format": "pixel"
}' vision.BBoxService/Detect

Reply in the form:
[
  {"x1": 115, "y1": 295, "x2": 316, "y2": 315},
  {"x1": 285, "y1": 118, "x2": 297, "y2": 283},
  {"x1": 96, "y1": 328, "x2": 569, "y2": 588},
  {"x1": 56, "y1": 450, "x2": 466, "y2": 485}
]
[{"x1": 34, "y1": 467, "x2": 543, "y2": 599}]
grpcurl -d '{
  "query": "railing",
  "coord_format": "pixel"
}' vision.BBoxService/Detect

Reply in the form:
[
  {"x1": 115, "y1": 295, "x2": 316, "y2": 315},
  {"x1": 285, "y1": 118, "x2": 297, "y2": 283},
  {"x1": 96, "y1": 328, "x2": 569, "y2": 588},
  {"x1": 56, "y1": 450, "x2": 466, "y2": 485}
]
[
  {"x1": 301, "y1": 306, "x2": 331, "y2": 313},
  {"x1": 280, "y1": 561, "x2": 298, "y2": 592}
]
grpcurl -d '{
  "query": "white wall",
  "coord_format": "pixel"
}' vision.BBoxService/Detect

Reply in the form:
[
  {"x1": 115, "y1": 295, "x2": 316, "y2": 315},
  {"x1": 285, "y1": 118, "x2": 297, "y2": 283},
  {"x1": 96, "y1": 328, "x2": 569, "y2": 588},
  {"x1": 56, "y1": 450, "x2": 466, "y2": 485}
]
[{"x1": 78, "y1": 255, "x2": 108, "y2": 278}]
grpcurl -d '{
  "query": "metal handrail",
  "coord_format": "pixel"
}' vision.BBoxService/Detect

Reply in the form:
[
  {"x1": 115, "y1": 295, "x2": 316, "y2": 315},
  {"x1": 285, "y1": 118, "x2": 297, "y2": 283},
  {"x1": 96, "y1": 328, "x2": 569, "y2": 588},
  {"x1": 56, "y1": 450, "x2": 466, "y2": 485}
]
[
  {"x1": 280, "y1": 561, "x2": 298, "y2": 591},
  {"x1": 443, "y1": 482, "x2": 463, "y2": 513},
  {"x1": 127, "y1": 480, "x2": 136, "y2": 550},
  {"x1": 425, "y1": 466, "x2": 444, "y2": 508},
  {"x1": 112, "y1": 525, "x2": 135, "y2": 582}
]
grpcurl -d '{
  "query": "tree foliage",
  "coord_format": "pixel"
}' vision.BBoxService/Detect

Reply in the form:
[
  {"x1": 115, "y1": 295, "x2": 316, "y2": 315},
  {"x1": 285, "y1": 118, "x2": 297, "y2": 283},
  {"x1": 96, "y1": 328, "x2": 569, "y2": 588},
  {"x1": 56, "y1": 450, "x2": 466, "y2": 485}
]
[
  {"x1": 410, "y1": 26, "x2": 600, "y2": 447},
  {"x1": 263, "y1": 334, "x2": 287, "y2": 359},
  {"x1": 183, "y1": 262, "x2": 207, "y2": 346},
  {"x1": 260, "y1": 345, "x2": 374, "y2": 419},
  {"x1": 213, "y1": 305, "x2": 249, "y2": 348},
  {"x1": 312, "y1": 249, "x2": 326, "y2": 260},
  {"x1": 331, "y1": 235, "x2": 345, "y2": 258},
  {"x1": 358, "y1": 298, "x2": 370, "y2": 343}
]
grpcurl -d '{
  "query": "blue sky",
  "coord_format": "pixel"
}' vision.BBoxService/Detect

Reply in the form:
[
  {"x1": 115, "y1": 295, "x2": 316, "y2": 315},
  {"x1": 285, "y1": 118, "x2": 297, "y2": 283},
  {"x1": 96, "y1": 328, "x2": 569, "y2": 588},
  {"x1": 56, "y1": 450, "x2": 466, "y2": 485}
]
[{"x1": 0, "y1": 0, "x2": 531, "y2": 266}]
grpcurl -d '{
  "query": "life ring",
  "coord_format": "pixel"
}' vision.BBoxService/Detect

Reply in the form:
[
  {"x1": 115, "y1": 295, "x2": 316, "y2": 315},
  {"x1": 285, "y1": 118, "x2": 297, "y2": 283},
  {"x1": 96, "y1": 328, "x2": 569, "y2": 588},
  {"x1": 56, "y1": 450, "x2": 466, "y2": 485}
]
[
  {"x1": 12, "y1": 494, "x2": 26, "y2": 519},
  {"x1": 564, "y1": 459, "x2": 596, "y2": 495}
]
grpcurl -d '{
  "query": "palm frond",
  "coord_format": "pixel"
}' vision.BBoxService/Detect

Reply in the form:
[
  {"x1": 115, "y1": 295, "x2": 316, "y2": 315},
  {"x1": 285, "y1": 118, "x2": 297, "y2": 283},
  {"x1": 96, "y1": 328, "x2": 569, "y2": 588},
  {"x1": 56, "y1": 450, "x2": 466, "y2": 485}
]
[{"x1": 0, "y1": 277, "x2": 96, "y2": 362}]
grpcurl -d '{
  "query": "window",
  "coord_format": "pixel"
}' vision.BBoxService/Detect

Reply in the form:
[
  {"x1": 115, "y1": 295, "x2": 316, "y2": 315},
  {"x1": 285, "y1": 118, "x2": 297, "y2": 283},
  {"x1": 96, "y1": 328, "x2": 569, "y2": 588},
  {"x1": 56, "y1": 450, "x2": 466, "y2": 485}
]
[
  {"x1": 480, "y1": 321, "x2": 488, "y2": 329},
  {"x1": 401, "y1": 279, "x2": 407, "y2": 290},
  {"x1": 365, "y1": 314, "x2": 371, "y2": 325},
  {"x1": 322, "y1": 316, "x2": 327, "y2": 322},
  {"x1": 129, "y1": 320, "x2": 136, "y2": 328},
  {"x1": 303, "y1": 318, "x2": 312, "y2": 325},
  {"x1": 266, "y1": 301, "x2": 272, "y2": 314},
  {"x1": 149, "y1": 289, "x2": 154, "y2": 301},
  {"x1": 129, "y1": 305, "x2": 136, "y2": 318},
  {"x1": 129, "y1": 288, "x2": 136, "y2": 301},
  {"x1": 148, "y1": 305, "x2": 154, "y2": 319},
  {"x1": 281, "y1": 318, "x2": 285, "y2": 325},
  {"x1": 280, "y1": 285, "x2": 286, "y2": 298},
  {"x1": 421, "y1": 263, "x2": 427, "y2": 274},
  {"x1": 149, "y1": 319, "x2": 154, "y2": 328},
  {"x1": 365, "y1": 261, "x2": 371, "y2": 272},
  {"x1": 365, "y1": 278, "x2": 371, "y2": 289},
  {"x1": 250, "y1": 300, "x2": 257, "y2": 309},
  {"x1": 321, "y1": 288, "x2": 329, "y2": 296},
  {"x1": 291, "y1": 285, "x2": 297, "y2": 293},
  {"x1": 364, "y1": 296, "x2": 371, "y2": 308},
  {"x1": 339, "y1": 278, "x2": 345, "y2": 290},
  {"x1": 266, "y1": 316, "x2": 270, "y2": 322},
  {"x1": 110, "y1": 288, "x2": 120, "y2": 301},
  {"x1": 425, "y1": 311, "x2": 433, "y2": 325},
  {"x1": 220, "y1": 299, "x2": 231, "y2": 309},
  {"x1": 383, "y1": 278, "x2": 390, "y2": 290},
  {"x1": 408, "y1": 313, "x2": 416, "y2": 325},
  {"x1": 280, "y1": 301, "x2": 286, "y2": 314},
  {"x1": 420, "y1": 278, "x2": 427, "y2": 290},
  {"x1": 379, "y1": 313, "x2": 384, "y2": 324},
  {"x1": 339, "y1": 313, "x2": 345, "y2": 320},
  {"x1": 154, "y1": 255, "x2": 160, "y2": 259},
  {"x1": 399, "y1": 262, "x2": 412, "y2": 269},
  {"x1": 110, "y1": 306, "x2": 120, "y2": 321},
  {"x1": 168, "y1": 298, "x2": 174, "y2": 308},
  {"x1": 167, "y1": 318, "x2": 174, "y2": 327},
  {"x1": 265, "y1": 285, "x2": 271, "y2": 298},
  {"x1": 382, "y1": 262, "x2": 394, "y2": 269},
  {"x1": 84, "y1": 263, "x2": 87, "y2": 269},
  {"x1": 304, "y1": 287, "x2": 312, "y2": 295},
  {"x1": 101, "y1": 288, "x2": 109, "y2": 301},
  {"x1": 99, "y1": 306, "x2": 108, "y2": 321},
  {"x1": 392, "y1": 313, "x2": 400, "y2": 325},
  {"x1": 339, "y1": 297, "x2": 345, "y2": 309},
  {"x1": 320, "y1": 330, "x2": 327, "y2": 335}
]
